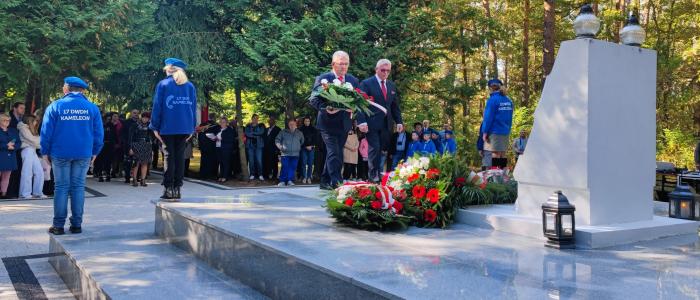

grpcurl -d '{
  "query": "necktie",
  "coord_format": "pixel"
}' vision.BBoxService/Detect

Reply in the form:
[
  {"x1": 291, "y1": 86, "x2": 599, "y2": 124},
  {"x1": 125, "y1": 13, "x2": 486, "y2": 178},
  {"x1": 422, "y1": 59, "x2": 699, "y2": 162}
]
[
  {"x1": 338, "y1": 76, "x2": 344, "y2": 83},
  {"x1": 381, "y1": 80, "x2": 387, "y2": 100}
]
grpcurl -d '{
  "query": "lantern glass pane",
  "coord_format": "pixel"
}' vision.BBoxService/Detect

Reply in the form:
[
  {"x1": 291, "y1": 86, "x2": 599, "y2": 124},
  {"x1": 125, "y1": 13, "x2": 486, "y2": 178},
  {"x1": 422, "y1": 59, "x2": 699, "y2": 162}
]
[
  {"x1": 695, "y1": 197, "x2": 700, "y2": 220},
  {"x1": 670, "y1": 200, "x2": 677, "y2": 217},
  {"x1": 681, "y1": 200, "x2": 691, "y2": 219},
  {"x1": 561, "y1": 214, "x2": 573, "y2": 236},
  {"x1": 545, "y1": 213, "x2": 556, "y2": 233}
]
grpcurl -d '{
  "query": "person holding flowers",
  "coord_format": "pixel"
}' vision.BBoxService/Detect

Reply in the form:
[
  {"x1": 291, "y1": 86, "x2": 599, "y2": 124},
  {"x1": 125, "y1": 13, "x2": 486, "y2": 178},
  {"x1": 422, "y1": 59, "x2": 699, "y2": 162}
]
[{"x1": 309, "y1": 50, "x2": 367, "y2": 190}]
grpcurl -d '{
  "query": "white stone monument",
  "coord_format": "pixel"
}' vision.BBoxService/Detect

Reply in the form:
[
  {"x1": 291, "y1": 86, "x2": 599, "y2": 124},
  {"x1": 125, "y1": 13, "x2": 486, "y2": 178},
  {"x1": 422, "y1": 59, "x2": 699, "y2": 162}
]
[{"x1": 458, "y1": 38, "x2": 698, "y2": 248}]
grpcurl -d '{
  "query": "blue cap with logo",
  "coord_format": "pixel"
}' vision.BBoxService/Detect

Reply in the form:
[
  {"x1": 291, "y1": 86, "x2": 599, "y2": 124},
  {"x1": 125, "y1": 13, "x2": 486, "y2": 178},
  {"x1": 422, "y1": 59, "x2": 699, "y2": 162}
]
[
  {"x1": 164, "y1": 57, "x2": 187, "y2": 69},
  {"x1": 487, "y1": 78, "x2": 503, "y2": 87},
  {"x1": 64, "y1": 76, "x2": 89, "y2": 89}
]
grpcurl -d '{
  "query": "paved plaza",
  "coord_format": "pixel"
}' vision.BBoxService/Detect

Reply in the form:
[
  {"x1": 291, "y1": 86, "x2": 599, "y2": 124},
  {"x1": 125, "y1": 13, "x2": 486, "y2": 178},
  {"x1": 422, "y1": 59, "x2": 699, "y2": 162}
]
[{"x1": 0, "y1": 175, "x2": 699, "y2": 299}]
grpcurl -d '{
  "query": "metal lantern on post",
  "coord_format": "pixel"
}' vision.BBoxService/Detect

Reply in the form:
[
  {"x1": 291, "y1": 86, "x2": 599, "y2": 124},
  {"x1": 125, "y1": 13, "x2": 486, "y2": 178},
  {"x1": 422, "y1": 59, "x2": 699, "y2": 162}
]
[
  {"x1": 620, "y1": 12, "x2": 646, "y2": 47},
  {"x1": 542, "y1": 191, "x2": 576, "y2": 249},
  {"x1": 573, "y1": 4, "x2": 600, "y2": 39},
  {"x1": 668, "y1": 183, "x2": 697, "y2": 220}
]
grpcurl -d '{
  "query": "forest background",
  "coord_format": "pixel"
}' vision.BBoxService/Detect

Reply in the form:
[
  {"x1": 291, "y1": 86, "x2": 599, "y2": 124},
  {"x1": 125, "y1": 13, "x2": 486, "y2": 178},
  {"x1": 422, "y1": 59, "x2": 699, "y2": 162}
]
[{"x1": 1, "y1": 0, "x2": 698, "y2": 168}]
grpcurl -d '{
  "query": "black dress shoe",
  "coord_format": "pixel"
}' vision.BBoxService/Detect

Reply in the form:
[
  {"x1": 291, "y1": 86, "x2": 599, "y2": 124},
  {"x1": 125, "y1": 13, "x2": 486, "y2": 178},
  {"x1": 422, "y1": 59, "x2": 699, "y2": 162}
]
[
  {"x1": 48, "y1": 227, "x2": 65, "y2": 235},
  {"x1": 98, "y1": 177, "x2": 104, "y2": 182},
  {"x1": 173, "y1": 187, "x2": 181, "y2": 199},
  {"x1": 319, "y1": 184, "x2": 333, "y2": 191},
  {"x1": 69, "y1": 226, "x2": 82, "y2": 234},
  {"x1": 105, "y1": 177, "x2": 111, "y2": 182},
  {"x1": 160, "y1": 187, "x2": 174, "y2": 200}
]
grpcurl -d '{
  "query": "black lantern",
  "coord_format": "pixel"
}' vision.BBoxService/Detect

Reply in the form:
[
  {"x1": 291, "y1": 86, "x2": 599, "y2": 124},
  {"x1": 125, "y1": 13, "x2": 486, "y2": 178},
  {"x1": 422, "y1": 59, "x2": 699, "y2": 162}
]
[
  {"x1": 542, "y1": 191, "x2": 576, "y2": 249},
  {"x1": 668, "y1": 183, "x2": 698, "y2": 220}
]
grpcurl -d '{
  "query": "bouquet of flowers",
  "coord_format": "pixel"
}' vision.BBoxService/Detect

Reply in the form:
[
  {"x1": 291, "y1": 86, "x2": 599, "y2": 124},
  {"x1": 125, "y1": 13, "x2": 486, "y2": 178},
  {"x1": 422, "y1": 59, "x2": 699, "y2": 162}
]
[
  {"x1": 314, "y1": 79, "x2": 374, "y2": 116},
  {"x1": 389, "y1": 156, "x2": 457, "y2": 228},
  {"x1": 325, "y1": 182, "x2": 412, "y2": 230},
  {"x1": 450, "y1": 168, "x2": 517, "y2": 207}
]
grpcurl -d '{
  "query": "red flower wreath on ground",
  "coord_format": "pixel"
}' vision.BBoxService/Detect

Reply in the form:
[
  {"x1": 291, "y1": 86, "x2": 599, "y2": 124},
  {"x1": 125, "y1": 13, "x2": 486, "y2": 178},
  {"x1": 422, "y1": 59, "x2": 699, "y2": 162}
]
[
  {"x1": 375, "y1": 191, "x2": 383, "y2": 200},
  {"x1": 370, "y1": 201, "x2": 382, "y2": 210},
  {"x1": 424, "y1": 209, "x2": 438, "y2": 222},
  {"x1": 427, "y1": 188, "x2": 440, "y2": 204},
  {"x1": 392, "y1": 201, "x2": 403, "y2": 213},
  {"x1": 412, "y1": 185, "x2": 426, "y2": 199},
  {"x1": 344, "y1": 197, "x2": 355, "y2": 206}
]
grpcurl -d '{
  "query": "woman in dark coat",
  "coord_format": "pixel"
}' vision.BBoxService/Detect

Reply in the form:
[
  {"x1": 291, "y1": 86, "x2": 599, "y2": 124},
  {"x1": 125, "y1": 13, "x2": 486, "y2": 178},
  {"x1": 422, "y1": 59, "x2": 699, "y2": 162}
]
[
  {"x1": 128, "y1": 112, "x2": 154, "y2": 187},
  {"x1": 94, "y1": 114, "x2": 117, "y2": 182},
  {"x1": 214, "y1": 117, "x2": 236, "y2": 182},
  {"x1": 0, "y1": 114, "x2": 21, "y2": 198}
]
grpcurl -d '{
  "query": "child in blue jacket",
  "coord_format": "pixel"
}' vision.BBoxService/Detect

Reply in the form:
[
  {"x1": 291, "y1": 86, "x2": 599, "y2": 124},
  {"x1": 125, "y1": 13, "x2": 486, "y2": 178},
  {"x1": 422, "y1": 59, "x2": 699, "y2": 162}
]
[
  {"x1": 406, "y1": 131, "x2": 421, "y2": 158},
  {"x1": 442, "y1": 130, "x2": 457, "y2": 156},
  {"x1": 418, "y1": 131, "x2": 437, "y2": 157}
]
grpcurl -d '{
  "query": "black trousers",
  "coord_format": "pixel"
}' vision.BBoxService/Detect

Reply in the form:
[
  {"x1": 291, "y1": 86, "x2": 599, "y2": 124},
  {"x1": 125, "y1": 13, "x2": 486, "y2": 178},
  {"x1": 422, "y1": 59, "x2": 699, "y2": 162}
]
[
  {"x1": 217, "y1": 147, "x2": 232, "y2": 179},
  {"x1": 199, "y1": 146, "x2": 218, "y2": 179},
  {"x1": 162, "y1": 134, "x2": 188, "y2": 188},
  {"x1": 343, "y1": 163, "x2": 357, "y2": 179},
  {"x1": 365, "y1": 128, "x2": 386, "y2": 181},
  {"x1": 152, "y1": 141, "x2": 160, "y2": 169},
  {"x1": 262, "y1": 147, "x2": 279, "y2": 180},
  {"x1": 320, "y1": 131, "x2": 347, "y2": 186},
  {"x1": 95, "y1": 145, "x2": 113, "y2": 178}
]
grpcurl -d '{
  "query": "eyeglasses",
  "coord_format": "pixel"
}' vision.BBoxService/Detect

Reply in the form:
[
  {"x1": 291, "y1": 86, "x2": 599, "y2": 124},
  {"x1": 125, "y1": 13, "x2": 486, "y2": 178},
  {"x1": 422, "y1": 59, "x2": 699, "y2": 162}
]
[{"x1": 378, "y1": 69, "x2": 391, "y2": 73}]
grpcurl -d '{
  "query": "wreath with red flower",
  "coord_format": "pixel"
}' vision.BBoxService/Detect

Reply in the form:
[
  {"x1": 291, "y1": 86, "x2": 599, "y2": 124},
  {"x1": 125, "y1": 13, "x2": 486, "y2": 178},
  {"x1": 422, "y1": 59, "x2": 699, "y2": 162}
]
[{"x1": 325, "y1": 183, "x2": 412, "y2": 230}]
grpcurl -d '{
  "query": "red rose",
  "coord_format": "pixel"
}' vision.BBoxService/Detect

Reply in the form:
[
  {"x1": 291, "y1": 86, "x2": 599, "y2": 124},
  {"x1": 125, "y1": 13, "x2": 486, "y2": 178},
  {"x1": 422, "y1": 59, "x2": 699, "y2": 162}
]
[
  {"x1": 358, "y1": 188, "x2": 372, "y2": 199},
  {"x1": 426, "y1": 168, "x2": 440, "y2": 179},
  {"x1": 427, "y1": 188, "x2": 440, "y2": 204},
  {"x1": 479, "y1": 182, "x2": 487, "y2": 190},
  {"x1": 392, "y1": 201, "x2": 403, "y2": 213},
  {"x1": 415, "y1": 199, "x2": 422, "y2": 206},
  {"x1": 454, "y1": 177, "x2": 466, "y2": 187},
  {"x1": 412, "y1": 185, "x2": 426, "y2": 199},
  {"x1": 424, "y1": 209, "x2": 438, "y2": 222},
  {"x1": 392, "y1": 189, "x2": 407, "y2": 201},
  {"x1": 375, "y1": 191, "x2": 383, "y2": 200},
  {"x1": 408, "y1": 173, "x2": 420, "y2": 183},
  {"x1": 388, "y1": 186, "x2": 395, "y2": 192},
  {"x1": 371, "y1": 201, "x2": 382, "y2": 210},
  {"x1": 344, "y1": 197, "x2": 355, "y2": 206}
]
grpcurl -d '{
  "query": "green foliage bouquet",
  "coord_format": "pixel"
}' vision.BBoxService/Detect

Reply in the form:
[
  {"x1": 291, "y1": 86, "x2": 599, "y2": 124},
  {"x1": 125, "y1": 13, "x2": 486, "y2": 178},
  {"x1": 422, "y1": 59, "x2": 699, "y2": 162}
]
[{"x1": 314, "y1": 79, "x2": 373, "y2": 116}]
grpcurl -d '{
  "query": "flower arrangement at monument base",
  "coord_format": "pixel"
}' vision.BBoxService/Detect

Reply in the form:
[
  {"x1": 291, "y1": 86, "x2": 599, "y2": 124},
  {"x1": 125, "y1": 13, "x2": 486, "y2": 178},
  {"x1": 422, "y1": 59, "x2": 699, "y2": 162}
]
[
  {"x1": 325, "y1": 182, "x2": 412, "y2": 230},
  {"x1": 388, "y1": 156, "x2": 458, "y2": 228},
  {"x1": 450, "y1": 167, "x2": 518, "y2": 207}
]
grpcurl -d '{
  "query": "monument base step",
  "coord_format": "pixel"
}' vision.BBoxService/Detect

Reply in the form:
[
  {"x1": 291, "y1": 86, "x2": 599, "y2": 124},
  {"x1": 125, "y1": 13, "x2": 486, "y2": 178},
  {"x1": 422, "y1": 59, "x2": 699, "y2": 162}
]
[
  {"x1": 456, "y1": 204, "x2": 699, "y2": 249},
  {"x1": 49, "y1": 223, "x2": 266, "y2": 300}
]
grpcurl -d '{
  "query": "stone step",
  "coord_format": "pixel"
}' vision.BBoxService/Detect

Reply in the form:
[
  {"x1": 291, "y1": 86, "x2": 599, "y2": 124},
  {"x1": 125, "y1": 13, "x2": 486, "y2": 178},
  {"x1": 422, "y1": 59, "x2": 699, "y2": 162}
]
[{"x1": 49, "y1": 223, "x2": 267, "y2": 300}]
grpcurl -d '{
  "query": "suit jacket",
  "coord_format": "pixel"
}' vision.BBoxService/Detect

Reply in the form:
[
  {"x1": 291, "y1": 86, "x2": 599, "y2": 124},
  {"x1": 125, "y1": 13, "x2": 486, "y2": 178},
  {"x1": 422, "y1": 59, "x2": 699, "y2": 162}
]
[
  {"x1": 359, "y1": 76, "x2": 403, "y2": 131},
  {"x1": 264, "y1": 125, "x2": 281, "y2": 154},
  {"x1": 309, "y1": 72, "x2": 366, "y2": 134}
]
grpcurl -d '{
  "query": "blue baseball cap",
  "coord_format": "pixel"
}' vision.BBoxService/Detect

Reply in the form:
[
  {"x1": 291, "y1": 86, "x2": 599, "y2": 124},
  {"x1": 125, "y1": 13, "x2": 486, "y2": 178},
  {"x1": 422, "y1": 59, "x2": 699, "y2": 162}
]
[
  {"x1": 164, "y1": 57, "x2": 187, "y2": 69},
  {"x1": 64, "y1": 76, "x2": 88, "y2": 89},
  {"x1": 487, "y1": 78, "x2": 503, "y2": 86}
]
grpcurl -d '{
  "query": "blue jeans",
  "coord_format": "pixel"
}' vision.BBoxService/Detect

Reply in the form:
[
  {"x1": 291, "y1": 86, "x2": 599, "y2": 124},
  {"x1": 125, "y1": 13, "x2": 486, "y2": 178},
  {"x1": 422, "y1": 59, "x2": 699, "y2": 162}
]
[
  {"x1": 52, "y1": 157, "x2": 91, "y2": 228},
  {"x1": 279, "y1": 156, "x2": 299, "y2": 183},
  {"x1": 246, "y1": 146, "x2": 263, "y2": 177},
  {"x1": 391, "y1": 150, "x2": 406, "y2": 171},
  {"x1": 300, "y1": 148, "x2": 315, "y2": 179}
]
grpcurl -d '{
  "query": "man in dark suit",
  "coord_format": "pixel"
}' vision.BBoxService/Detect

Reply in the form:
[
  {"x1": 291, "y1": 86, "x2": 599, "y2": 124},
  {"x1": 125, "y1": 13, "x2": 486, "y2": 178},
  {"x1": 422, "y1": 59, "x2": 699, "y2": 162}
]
[
  {"x1": 309, "y1": 50, "x2": 367, "y2": 190},
  {"x1": 262, "y1": 114, "x2": 281, "y2": 181},
  {"x1": 358, "y1": 59, "x2": 403, "y2": 182}
]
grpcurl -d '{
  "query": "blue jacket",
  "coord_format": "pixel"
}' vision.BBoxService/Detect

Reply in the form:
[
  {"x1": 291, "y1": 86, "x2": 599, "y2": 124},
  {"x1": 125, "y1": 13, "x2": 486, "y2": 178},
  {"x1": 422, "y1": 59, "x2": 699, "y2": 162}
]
[
  {"x1": 476, "y1": 124, "x2": 485, "y2": 151},
  {"x1": 0, "y1": 128, "x2": 20, "y2": 171},
  {"x1": 244, "y1": 123, "x2": 265, "y2": 149},
  {"x1": 406, "y1": 141, "x2": 421, "y2": 158},
  {"x1": 417, "y1": 140, "x2": 437, "y2": 156},
  {"x1": 432, "y1": 137, "x2": 443, "y2": 154},
  {"x1": 40, "y1": 92, "x2": 104, "y2": 159},
  {"x1": 443, "y1": 138, "x2": 457, "y2": 155},
  {"x1": 481, "y1": 91, "x2": 513, "y2": 135},
  {"x1": 149, "y1": 76, "x2": 197, "y2": 135}
]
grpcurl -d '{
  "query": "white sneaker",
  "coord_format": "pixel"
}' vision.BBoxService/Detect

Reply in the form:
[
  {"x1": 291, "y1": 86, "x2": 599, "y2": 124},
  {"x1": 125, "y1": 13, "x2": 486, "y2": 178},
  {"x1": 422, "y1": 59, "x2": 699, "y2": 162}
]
[
  {"x1": 249, "y1": 175, "x2": 255, "y2": 180},
  {"x1": 287, "y1": 181, "x2": 295, "y2": 186},
  {"x1": 277, "y1": 182, "x2": 286, "y2": 187},
  {"x1": 33, "y1": 194, "x2": 48, "y2": 198},
  {"x1": 259, "y1": 176, "x2": 265, "y2": 181}
]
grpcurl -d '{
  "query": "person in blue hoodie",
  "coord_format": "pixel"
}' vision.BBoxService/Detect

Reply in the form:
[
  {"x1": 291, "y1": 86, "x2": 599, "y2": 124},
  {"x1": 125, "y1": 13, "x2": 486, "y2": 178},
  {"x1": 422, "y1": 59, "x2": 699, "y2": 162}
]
[
  {"x1": 431, "y1": 131, "x2": 443, "y2": 155},
  {"x1": 41, "y1": 76, "x2": 104, "y2": 235},
  {"x1": 442, "y1": 130, "x2": 457, "y2": 156},
  {"x1": 481, "y1": 79, "x2": 513, "y2": 168},
  {"x1": 406, "y1": 131, "x2": 421, "y2": 158},
  {"x1": 150, "y1": 58, "x2": 198, "y2": 200},
  {"x1": 418, "y1": 131, "x2": 437, "y2": 157}
]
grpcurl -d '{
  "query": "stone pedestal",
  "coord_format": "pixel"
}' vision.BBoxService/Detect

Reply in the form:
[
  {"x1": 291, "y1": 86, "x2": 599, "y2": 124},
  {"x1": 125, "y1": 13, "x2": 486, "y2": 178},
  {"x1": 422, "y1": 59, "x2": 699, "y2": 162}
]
[{"x1": 514, "y1": 38, "x2": 657, "y2": 226}]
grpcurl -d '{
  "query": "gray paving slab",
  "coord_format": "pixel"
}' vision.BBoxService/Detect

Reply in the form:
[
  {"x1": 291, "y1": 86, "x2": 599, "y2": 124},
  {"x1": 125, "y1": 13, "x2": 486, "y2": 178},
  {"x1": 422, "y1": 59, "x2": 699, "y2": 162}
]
[{"x1": 157, "y1": 193, "x2": 700, "y2": 300}]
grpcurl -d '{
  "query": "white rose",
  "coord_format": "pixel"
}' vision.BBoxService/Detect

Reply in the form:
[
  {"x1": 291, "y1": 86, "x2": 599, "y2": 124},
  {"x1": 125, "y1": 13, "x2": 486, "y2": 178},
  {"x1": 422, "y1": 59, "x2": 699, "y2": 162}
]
[
  {"x1": 320, "y1": 79, "x2": 329, "y2": 85},
  {"x1": 344, "y1": 82, "x2": 354, "y2": 91},
  {"x1": 333, "y1": 79, "x2": 342, "y2": 86}
]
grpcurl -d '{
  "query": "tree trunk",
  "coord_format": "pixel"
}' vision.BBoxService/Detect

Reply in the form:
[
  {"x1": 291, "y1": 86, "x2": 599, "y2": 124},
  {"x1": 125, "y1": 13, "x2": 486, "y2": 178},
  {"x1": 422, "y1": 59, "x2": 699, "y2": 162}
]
[
  {"x1": 543, "y1": 0, "x2": 555, "y2": 82},
  {"x1": 482, "y1": 0, "x2": 498, "y2": 79},
  {"x1": 235, "y1": 86, "x2": 249, "y2": 179},
  {"x1": 24, "y1": 75, "x2": 42, "y2": 114},
  {"x1": 460, "y1": 25, "x2": 470, "y2": 118},
  {"x1": 522, "y1": 0, "x2": 531, "y2": 106},
  {"x1": 285, "y1": 81, "x2": 295, "y2": 122}
]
